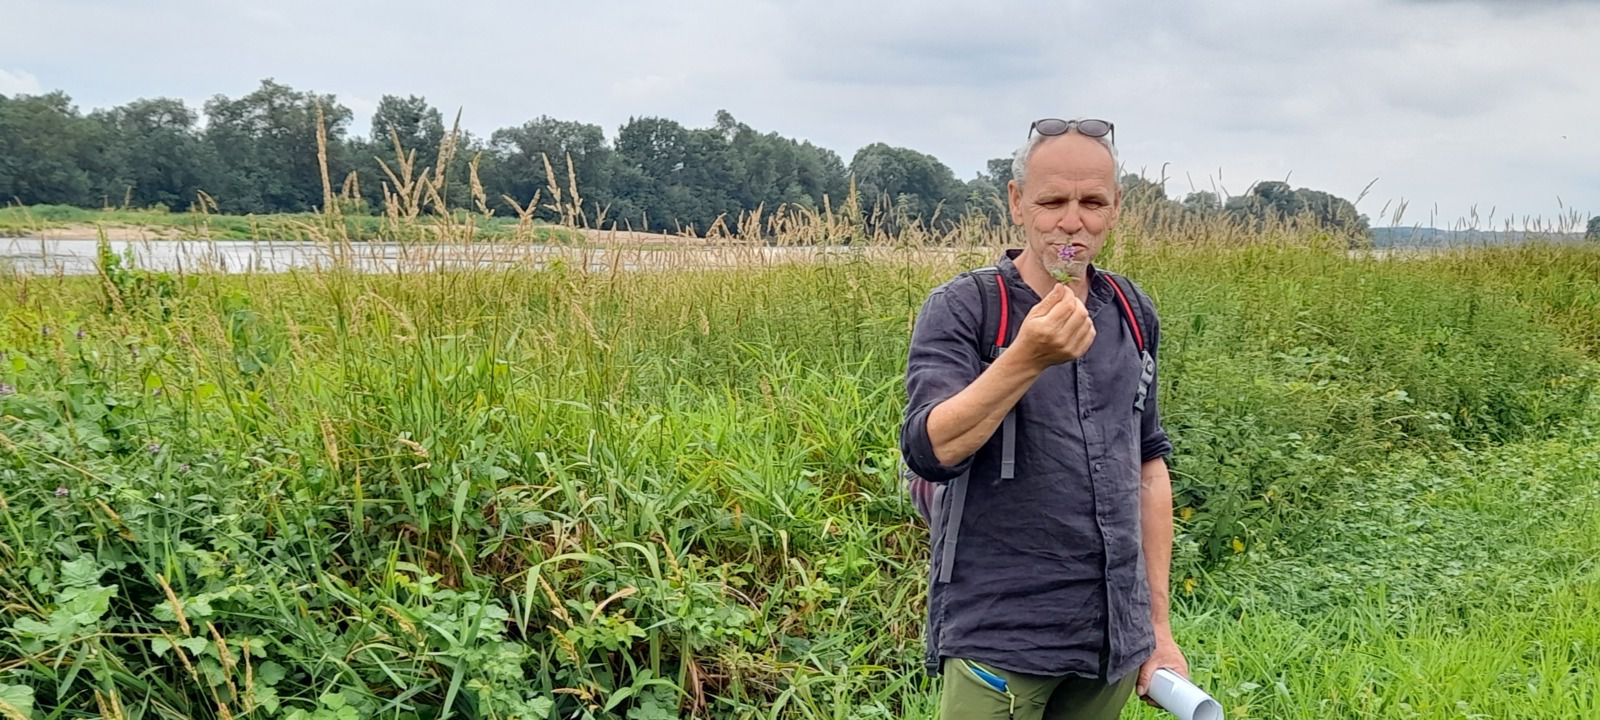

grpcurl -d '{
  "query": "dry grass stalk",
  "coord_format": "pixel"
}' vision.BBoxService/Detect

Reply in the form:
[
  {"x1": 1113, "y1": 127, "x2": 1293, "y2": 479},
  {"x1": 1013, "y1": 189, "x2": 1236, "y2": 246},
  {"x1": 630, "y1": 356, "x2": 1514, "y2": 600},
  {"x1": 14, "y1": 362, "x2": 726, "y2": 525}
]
[
  {"x1": 315, "y1": 102, "x2": 334, "y2": 216},
  {"x1": 155, "y1": 573, "x2": 192, "y2": 636},
  {"x1": 469, "y1": 153, "x2": 491, "y2": 217}
]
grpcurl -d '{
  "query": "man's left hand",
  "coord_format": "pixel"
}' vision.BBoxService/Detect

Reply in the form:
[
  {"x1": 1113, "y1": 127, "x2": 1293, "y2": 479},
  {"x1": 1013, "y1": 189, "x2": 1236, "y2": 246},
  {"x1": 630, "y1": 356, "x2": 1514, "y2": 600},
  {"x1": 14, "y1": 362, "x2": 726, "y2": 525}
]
[{"x1": 1136, "y1": 633, "x2": 1189, "y2": 705}]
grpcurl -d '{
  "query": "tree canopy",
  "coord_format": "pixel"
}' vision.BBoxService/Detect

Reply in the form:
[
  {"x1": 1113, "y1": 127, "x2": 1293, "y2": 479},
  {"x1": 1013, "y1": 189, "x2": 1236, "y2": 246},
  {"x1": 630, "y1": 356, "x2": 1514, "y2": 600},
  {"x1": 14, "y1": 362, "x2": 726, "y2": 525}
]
[{"x1": 2, "y1": 79, "x2": 1381, "y2": 237}]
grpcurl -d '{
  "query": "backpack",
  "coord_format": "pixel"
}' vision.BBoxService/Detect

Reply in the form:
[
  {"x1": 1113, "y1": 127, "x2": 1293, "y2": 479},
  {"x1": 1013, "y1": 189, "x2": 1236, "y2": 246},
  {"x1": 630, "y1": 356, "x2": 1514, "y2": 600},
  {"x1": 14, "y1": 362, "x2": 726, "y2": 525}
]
[{"x1": 903, "y1": 265, "x2": 1155, "y2": 584}]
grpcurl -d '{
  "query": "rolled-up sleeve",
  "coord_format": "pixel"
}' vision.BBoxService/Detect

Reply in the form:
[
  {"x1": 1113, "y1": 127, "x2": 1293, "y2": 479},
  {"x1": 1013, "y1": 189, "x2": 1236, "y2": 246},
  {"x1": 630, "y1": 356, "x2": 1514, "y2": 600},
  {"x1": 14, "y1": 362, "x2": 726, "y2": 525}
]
[
  {"x1": 1139, "y1": 299, "x2": 1174, "y2": 463},
  {"x1": 900, "y1": 285, "x2": 981, "y2": 482}
]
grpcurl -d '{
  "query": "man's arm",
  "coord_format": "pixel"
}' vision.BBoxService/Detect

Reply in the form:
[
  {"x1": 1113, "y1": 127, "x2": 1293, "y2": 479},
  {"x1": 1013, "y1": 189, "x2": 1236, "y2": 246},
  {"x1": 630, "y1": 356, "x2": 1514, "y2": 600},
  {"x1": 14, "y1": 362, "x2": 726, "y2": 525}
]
[
  {"x1": 924, "y1": 349, "x2": 1045, "y2": 466},
  {"x1": 1136, "y1": 456, "x2": 1188, "y2": 697},
  {"x1": 1140, "y1": 457, "x2": 1175, "y2": 638},
  {"x1": 903, "y1": 282, "x2": 1093, "y2": 479}
]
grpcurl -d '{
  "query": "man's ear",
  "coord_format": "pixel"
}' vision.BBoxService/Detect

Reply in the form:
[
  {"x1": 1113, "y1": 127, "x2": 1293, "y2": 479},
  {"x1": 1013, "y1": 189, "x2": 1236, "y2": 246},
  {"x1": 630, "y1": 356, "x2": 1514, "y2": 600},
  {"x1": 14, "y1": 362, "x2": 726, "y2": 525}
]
[{"x1": 1008, "y1": 179, "x2": 1023, "y2": 225}]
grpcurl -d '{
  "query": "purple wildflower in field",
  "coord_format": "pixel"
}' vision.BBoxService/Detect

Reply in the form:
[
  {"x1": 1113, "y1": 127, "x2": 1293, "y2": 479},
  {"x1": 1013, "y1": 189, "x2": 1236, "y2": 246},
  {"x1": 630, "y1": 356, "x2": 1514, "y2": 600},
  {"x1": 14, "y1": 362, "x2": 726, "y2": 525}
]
[
  {"x1": 76, "y1": 328, "x2": 86, "y2": 341},
  {"x1": 55, "y1": 486, "x2": 69, "y2": 497},
  {"x1": 178, "y1": 463, "x2": 191, "y2": 474},
  {"x1": 0, "y1": 383, "x2": 13, "y2": 396},
  {"x1": 147, "y1": 442, "x2": 162, "y2": 455},
  {"x1": 41, "y1": 325, "x2": 52, "y2": 338}
]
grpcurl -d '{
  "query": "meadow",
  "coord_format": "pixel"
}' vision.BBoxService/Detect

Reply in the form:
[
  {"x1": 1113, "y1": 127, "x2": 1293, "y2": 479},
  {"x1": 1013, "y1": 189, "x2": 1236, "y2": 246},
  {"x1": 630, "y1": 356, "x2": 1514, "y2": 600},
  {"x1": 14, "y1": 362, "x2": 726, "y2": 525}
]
[{"x1": 1, "y1": 191, "x2": 1598, "y2": 720}]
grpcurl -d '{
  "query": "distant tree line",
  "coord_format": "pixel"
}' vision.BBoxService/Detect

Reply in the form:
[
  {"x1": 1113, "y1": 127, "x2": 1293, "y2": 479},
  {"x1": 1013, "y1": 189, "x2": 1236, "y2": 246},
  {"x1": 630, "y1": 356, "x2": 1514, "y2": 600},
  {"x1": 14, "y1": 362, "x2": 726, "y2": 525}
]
[
  {"x1": 2, "y1": 78, "x2": 1371, "y2": 238},
  {"x1": 1119, "y1": 175, "x2": 1371, "y2": 239}
]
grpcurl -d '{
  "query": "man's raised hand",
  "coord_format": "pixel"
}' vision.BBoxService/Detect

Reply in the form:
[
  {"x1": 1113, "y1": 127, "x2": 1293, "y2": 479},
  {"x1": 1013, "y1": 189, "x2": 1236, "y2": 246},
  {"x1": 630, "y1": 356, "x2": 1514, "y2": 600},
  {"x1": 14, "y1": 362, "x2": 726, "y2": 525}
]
[{"x1": 1013, "y1": 283, "x2": 1095, "y2": 368}]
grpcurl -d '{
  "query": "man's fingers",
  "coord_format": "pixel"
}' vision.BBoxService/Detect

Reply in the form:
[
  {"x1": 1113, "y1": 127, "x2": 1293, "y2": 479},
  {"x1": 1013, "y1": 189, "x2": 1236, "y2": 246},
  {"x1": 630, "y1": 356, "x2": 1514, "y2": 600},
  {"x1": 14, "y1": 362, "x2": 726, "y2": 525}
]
[
  {"x1": 1042, "y1": 287, "x2": 1084, "y2": 323},
  {"x1": 1058, "y1": 305, "x2": 1094, "y2": 338},
  {"x1": 1031, "y1": 283, "x2": 1067, "y2": 316}
]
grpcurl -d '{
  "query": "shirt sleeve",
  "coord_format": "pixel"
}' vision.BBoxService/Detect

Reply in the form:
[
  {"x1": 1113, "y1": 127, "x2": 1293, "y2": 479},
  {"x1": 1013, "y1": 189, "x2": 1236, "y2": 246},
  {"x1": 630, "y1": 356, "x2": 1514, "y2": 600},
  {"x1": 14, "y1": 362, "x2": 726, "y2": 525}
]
[
  {"x1": 1139, "y1": 293, "x2": 1175, "y2": 463},
  {"x1": 900, "y1": 283, "x2": 983, "y2": 482}
]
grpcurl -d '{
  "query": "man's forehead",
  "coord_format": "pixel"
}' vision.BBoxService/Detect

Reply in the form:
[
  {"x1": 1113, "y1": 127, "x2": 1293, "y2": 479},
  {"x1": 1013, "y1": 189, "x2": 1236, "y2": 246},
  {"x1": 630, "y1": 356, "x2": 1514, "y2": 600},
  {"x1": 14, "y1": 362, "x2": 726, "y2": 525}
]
[
  {"x1": 1029, "y1": 134, "x2": 1117, "y2": 179},
  {"x1": 1029, "y1": 177, "x2": 1116, "y2": 198}
]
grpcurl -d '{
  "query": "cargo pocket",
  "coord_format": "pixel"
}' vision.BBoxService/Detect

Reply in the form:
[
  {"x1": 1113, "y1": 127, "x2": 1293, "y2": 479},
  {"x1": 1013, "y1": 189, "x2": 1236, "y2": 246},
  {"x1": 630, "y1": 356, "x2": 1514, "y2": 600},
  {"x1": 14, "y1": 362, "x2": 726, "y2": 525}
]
[{"x1": 954, "y1": 659, "x2": 1018, "y2": 719}]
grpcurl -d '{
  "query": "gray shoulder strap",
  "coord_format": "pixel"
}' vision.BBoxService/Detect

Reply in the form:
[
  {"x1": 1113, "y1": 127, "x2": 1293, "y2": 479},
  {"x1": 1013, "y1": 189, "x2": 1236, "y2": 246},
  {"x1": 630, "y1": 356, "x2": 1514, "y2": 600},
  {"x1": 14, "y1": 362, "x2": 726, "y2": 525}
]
[{"x1": 936, "y1": 468, "x2": 971, "y2": 583}]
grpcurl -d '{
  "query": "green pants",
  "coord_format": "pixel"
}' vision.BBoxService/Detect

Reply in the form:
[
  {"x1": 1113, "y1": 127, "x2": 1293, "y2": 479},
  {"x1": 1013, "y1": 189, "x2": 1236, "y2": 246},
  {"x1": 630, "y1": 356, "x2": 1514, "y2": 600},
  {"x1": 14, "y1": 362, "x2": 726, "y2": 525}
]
[{"x1": 938, "y1": 658, "x2": 1136, "y2": 720}]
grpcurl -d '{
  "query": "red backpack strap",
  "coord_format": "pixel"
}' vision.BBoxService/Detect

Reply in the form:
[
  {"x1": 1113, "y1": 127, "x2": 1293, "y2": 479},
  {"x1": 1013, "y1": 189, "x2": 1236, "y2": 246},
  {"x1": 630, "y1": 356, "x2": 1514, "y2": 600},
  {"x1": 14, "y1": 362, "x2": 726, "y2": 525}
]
[
  {"x1": 971, "y1": 266, "x2": 1012, "y2": 362},
  {"x1": 993, "y1": 270, "x2": 1011, "y2": 349},
  {"x1": 1103, "y1": 272, "x2": 1146, "y2": 352},
  {"x1": 1102, "y1": 271, "x2": 1156, "y2": 413}
]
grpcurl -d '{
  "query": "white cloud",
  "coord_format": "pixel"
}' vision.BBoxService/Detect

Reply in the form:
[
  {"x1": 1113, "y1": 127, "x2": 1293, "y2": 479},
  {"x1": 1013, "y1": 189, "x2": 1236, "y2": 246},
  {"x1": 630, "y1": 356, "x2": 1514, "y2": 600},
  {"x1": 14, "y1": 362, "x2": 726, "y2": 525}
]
[
  {"x1": 0, "y1": 68, "x2": 42, "y2": 96},
  {"x1": 0, "y1": 0, "x2": 1596, "y2": 225}
]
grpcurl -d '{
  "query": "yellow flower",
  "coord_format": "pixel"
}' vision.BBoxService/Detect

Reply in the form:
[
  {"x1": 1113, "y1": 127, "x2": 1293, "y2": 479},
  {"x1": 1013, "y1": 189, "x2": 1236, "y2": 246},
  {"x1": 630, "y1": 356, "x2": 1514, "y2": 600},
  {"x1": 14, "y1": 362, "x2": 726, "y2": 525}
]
[
  {"x1": 1183, "y1": 578, "x2": 1197, "y2": 595},
  {"x1": 1179, "y1": 506, "x2": 1195, "y2": 521},
  {"x1": 1231, "y1": 537, "x2": 1246, "y2": 554}
]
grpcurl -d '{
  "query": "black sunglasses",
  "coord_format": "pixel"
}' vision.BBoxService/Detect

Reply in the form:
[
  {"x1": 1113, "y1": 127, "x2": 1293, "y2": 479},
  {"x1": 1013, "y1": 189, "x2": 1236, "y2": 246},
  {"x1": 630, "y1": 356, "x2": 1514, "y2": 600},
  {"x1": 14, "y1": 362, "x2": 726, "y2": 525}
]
[{"x1": 1029, "y1": 118, "x2": 1115, "y2": 145}]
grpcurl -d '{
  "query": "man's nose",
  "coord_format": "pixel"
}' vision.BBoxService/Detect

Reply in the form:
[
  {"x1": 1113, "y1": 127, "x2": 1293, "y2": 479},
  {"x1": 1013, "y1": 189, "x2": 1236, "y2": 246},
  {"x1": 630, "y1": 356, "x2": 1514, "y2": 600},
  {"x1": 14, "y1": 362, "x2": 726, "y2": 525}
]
[{"x1": 1056, "y1": 204, "x2": 1085, "y2": 234}]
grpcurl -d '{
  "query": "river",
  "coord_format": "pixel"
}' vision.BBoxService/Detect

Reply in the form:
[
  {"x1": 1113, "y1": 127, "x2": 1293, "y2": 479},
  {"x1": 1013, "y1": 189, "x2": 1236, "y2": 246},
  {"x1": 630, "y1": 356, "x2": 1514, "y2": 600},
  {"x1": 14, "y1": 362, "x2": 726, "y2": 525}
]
[{"x1": 0, "y1": 236, "x2": 938, "y2": 276}]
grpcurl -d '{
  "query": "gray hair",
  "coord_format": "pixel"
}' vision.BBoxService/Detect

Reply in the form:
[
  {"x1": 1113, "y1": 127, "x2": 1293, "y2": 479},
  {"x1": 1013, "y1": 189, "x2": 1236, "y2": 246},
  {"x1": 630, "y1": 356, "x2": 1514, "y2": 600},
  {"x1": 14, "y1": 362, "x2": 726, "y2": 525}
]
[{"x1": 1011, "y1": 124, "x2": 1120, "y2": 189}]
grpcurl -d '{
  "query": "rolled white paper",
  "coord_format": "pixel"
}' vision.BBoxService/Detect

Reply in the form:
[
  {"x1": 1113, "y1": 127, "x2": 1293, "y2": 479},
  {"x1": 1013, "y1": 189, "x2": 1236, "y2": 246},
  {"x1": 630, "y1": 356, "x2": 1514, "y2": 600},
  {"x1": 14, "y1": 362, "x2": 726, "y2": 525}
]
[{"x1": 1148, "y1": 668, "x2": 1223, "y2": 720}]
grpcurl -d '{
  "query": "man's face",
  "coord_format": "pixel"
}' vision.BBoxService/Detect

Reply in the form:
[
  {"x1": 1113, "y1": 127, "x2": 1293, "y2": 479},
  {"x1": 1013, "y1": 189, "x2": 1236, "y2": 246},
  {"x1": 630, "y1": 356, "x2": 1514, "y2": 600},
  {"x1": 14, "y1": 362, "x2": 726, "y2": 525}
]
[{"x1": 1007, "y1": 133, "x2": 1121, "y2": 281}]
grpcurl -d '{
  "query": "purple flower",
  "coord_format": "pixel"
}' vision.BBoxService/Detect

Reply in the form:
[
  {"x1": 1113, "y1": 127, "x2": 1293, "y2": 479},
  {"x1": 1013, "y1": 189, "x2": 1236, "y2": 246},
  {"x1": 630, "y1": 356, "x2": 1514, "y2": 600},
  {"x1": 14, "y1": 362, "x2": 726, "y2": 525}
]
[
  {"x1": 1049, "y1": 244, "x2": 1082, "y2": 284},
  {"x1": 41, "y1": 326, "x2": 51, "y2": 338},
  {"x1": 146, "y1": 442, "x2": 162, "y2": 455},
  {"x1": 76, "y1": 328, "x2": 86, "y2": 341},
  {"x1": 0, "y1": 383, "x2": 13, "y2": 396},
  {"x1": 55, "y1": 486, "x2": 69, "y2": 497},
  {"x1": 178, "y1": 463, "x2": 191, "y2": 474}
]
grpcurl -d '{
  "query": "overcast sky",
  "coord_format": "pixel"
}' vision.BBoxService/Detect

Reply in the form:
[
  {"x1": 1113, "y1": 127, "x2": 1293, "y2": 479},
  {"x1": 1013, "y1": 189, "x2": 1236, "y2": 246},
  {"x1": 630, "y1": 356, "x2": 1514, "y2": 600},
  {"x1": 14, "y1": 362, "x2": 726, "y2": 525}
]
[{"x1": 3, "y1": 0, "x2": 1597, "y2": 229}]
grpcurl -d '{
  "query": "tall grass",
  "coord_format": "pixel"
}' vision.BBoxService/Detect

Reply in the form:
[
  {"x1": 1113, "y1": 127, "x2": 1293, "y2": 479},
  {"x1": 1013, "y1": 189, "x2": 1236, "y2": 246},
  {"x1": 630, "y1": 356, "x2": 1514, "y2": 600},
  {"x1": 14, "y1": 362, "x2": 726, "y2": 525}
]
[{"x1": 1, "y1": 136, "x2": 1598, "y2": 719}]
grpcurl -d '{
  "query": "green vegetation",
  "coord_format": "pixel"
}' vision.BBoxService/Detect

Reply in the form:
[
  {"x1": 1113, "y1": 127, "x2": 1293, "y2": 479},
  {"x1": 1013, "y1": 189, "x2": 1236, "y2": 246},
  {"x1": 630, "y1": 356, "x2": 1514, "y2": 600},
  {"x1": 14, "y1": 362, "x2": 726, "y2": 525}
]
[
  {"x1": 1, "y1": 208, "x2": 1597, "y2": 719},
  {"x1": 1, "y1": 81, "x2": 1378, "y2": 239}
]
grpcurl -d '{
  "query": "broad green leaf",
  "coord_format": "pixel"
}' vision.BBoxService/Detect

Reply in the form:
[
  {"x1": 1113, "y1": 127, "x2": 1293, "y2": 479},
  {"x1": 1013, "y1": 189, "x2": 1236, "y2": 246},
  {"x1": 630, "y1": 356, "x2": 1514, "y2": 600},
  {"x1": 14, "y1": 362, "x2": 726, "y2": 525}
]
[
  {"x1": 179, "y1": 637, "x2": 211, "y2": 656},
  {"x1": 319, "y1": 691, "x2": 347, "y2": 710},
  {"x1": 257, "y1": 660, "x2": 287, "y2": 686},
  {"x1": 9, "y1": 617, "x2": 54, "y2": 638},
  {"x1": 60, "y1": 557, "x2": 101, "y2": 587},
  {"x1": 0, "y1": 683, "x2": 34, "y2": 720},
  {"x1": 62, "y1": 584, "x2": 117, "y2": 625},
  {"x1": 253, "y1": 685, "x2": 281, "y2": 714}
]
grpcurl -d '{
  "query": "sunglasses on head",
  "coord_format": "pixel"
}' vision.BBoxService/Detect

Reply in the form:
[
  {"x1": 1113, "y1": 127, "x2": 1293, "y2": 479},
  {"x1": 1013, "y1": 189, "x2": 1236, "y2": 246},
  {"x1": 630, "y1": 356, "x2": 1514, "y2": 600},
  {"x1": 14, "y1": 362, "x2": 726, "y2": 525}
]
[{"x1": 1029, "y1": 118, "x2": 1115, "y2": 145}]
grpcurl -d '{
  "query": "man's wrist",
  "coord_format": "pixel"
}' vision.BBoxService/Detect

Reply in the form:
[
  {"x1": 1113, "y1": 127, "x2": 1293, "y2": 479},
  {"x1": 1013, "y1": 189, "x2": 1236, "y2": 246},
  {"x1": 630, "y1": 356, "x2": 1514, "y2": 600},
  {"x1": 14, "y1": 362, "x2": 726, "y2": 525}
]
[
  {"x1": 994, "y1": 343, "x2": 1047, "y2": 379},
  {"x1": 1151, "y1": 618, "x2": 1175, "y2": 641}
]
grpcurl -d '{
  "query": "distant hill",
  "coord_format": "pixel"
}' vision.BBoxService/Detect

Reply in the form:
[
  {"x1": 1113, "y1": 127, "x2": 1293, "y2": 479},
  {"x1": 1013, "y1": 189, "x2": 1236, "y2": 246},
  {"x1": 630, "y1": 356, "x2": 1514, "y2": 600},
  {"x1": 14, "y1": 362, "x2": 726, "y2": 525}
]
[{"x1": 1371, "y1": 227, "x2": 1590, "y2": 248}]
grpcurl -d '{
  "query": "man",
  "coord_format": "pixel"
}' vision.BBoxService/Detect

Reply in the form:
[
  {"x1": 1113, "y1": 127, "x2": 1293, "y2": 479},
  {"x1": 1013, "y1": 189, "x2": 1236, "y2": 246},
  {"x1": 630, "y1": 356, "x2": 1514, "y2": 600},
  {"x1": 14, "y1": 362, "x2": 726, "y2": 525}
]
[{"x1": 899, "y1": 118, "x2": 1188, "y2": 719}]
